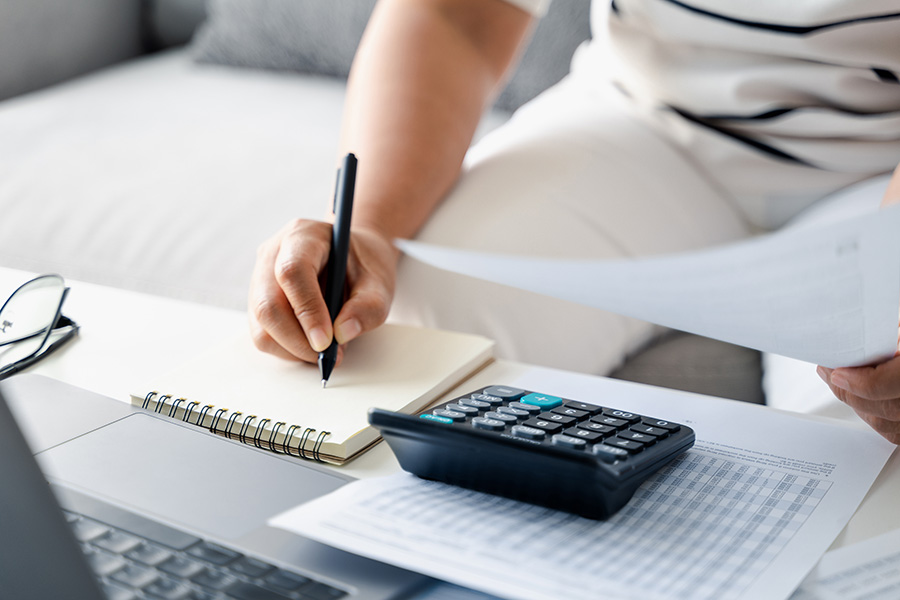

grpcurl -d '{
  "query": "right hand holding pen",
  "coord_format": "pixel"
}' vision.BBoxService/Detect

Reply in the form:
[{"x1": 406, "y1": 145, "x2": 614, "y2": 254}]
[{"x1": 248, "y1": 218, "x2": 399, "y2": 363}]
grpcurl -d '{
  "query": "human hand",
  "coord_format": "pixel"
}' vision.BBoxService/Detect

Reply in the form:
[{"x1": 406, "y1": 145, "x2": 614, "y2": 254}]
[
  {"x1": 816, "y1": 165, "x2": 900, "y2": 444},
  {"x1": 248, "y1": 219, "x2": 399, "y2": 364}
]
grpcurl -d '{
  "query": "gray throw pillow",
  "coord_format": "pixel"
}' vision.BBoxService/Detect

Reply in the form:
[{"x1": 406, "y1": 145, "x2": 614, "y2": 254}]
[{"x1": 190, "y1": 0, "x2": 591, "y2": 112}]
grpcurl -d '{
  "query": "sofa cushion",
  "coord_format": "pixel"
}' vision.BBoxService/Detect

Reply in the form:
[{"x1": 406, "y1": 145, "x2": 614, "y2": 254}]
[{"x1": 189, "y1": 0, "x2": 591, "y2": 112}]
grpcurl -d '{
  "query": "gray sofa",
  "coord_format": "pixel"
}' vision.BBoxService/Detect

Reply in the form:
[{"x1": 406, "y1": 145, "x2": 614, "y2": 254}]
[{"x1": 0, "y1": 0, "x2": 763, "y2": 403}]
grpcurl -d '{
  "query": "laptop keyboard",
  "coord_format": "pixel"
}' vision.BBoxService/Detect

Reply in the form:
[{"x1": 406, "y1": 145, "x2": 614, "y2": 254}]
[{"x1": 64, "y1": 509, "x2": 347, "y2": 600}]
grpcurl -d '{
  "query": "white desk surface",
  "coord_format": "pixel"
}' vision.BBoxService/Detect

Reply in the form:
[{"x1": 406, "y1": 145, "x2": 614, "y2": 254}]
[{"x1": 1, "y1": 266, "x2": 896, "y2": 551}]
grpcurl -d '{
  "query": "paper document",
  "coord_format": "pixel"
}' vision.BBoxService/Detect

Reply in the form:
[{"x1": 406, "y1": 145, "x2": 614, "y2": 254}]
[
  {"x1": 397, "y1": 205, "x2": 900, "y2": 368},
  {"x1": 791, "y1": 528, "x2": 900, "y2": 600},
  {"x1": 271, "y1": 368, "x2": 895, "y2": 600}
]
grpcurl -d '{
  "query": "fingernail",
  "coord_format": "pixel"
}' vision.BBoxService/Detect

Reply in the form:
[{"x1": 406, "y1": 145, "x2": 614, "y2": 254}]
[
  {"x1": 816, "y1": 366, "x2": 829, "y2": 383},
  {"x1": 335, "y1": 318, "x2": 361, "y2": 344},
  {"x1": 830, "y1": 370, "x2": 850, "y2": 390},
  {"x1": 308, "y1": 327, "x2": 330, "y2": 352}
]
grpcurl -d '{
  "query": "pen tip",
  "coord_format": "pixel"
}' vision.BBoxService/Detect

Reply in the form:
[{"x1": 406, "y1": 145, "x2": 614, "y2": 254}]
[{"x1": 322, "y1": 380, "x2": 327, "y2": 389}]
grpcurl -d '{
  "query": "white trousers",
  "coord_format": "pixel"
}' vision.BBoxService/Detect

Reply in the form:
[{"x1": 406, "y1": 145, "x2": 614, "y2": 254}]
[{"x1": 389, "y1": 77, "x2": 753, "y2": 375}]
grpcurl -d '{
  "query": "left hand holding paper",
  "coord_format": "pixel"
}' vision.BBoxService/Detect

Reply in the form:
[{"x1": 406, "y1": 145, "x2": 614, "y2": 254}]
[{"x1": 818, "y1": 164, "x2": 900, "y2": 444}]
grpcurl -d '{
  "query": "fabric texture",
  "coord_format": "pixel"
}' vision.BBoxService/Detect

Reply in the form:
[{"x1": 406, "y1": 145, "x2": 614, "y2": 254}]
[
  {"x1": 190, "y1": 0, "x2": 591, "y2": 112},
  {"x1": 586, "y1": 0, "x2": 900, "y2": 229}
]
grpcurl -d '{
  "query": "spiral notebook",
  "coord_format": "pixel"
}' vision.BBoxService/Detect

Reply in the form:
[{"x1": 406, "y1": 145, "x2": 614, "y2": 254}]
[{"x1": 130, "y1": 324, "x2": 494, "y2": 465}]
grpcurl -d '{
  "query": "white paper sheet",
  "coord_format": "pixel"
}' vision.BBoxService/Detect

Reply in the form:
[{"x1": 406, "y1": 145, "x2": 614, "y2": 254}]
[
  {"x1": 397, "y1": 205, "x2": 900, "y2": 368},
  {"x1": 271, "y1": 368, "x2": 895, "y2": 600},
  {"x1": 790, "y1": 528, "x2": 900, "y2": 600}
]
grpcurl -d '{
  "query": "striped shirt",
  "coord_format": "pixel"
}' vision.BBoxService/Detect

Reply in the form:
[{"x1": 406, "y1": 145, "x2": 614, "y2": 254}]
[{"x1": 513, "y1": 0, "x2": 900, "y2": 228}]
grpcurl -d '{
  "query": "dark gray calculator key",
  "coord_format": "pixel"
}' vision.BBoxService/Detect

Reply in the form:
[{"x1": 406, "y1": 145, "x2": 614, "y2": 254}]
[
  {"x1": 591, "y1": 415, "x2": 628, "y2": 428},
  {"x1": 630, "y1": 424, "x2": 669, "y2": 437},
  {"x1": 470, "y1": 393, "x2": 503, "y2": 405},
  {"x1": 472, "y1": 417, "x2": 506, "y2": 431},
  {"x1": 496, "y1": 405, "x2": 529, "y2": 418},
  {"x1": 601, "y1": 409, "x2": 641, "y2": 424},
  {"x1": 619, "y1": 431, "x2": 656, "y2": 444},
  {"x1": 605, "y1": 438, "x2": 644, "y2": 452},
  {"x1": 577, "y1": 421, "x2": 615, "y2": 435},
  {"x1": 481, "y1": 385, "x2": 526, "y2": 400},
  {"x1": 563, "y1": 427, "x2": 604, "y2": 443},
  {"x1": 593, "y1": 444, "x2": 630, "y2": 463},
  {"x1": 563, "y1": 401, "x2": 603, "y2": 415},
  {"x1": 642, "y1": 418, "x2": 681, "y2": 432},
  {"x1": 551, "y1": 434, "x2": 588, "y2": 450},
  {"x1": 484, "y1": 411, "x2": 518, "y2": 423},
  {"x1": 510, "y1": 425, "x2": 546, "y2": 440},
  {"x1": 522, "y1": 418, "x2": 563, "y2": 434},
  {"x1": 507, "y1": 401, "x2": 541, "y2": 414},
  {"x1": 433, "y1": 409, "x2": 467, "y2": 422},
  {"x1": 445, "y1": 403, "x2": 479, "y2": 415},
  {"x1": 551, "y1": 406, "x2": 589, "y2": 420},
  {"x1": 458, "y1": 397, "x2": 491, "y2": 409},
  {"x1": 537, "y1": 412, "x2": 576, "y2": 427}
]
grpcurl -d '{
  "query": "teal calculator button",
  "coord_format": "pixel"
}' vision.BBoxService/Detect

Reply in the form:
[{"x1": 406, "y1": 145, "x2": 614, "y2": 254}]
[
  {"x1": 420, "y1": 414, "x2": 454, "y2": 424},
  {"x1": 520, "y1": 393, "x2": 563, "y2": 409}
]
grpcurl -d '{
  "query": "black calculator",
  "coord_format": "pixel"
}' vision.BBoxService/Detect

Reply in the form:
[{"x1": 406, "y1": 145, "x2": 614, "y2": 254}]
[{"x1": 368, "y1": 385, "x2": 695, "y2": 520}]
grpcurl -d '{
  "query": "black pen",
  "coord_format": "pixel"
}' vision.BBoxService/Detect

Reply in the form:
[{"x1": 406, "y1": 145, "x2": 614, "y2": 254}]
[{"x1": 319, "y1": 153, "x2": 357, "y2": 388}]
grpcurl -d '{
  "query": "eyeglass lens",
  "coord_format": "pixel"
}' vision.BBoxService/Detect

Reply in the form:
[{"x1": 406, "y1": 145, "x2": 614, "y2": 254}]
[{"x1": 0, "y1": 275, "x2": 67, "y2": 371}]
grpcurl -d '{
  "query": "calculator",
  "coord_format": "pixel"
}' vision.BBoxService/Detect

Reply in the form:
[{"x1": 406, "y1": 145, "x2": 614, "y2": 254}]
[{"x1": 368, "y1": 385, "x2": 695, "y2": 519}]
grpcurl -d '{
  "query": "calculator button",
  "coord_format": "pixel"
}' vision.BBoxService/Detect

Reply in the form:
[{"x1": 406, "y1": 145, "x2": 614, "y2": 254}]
[
  {"x1": 604, "y1": 438, "x2": 644, "y2": 452},
  {"x1": 537, "y1": 412, "x2": 576, "y2": 427},
  {"x1": 577, "y1": 422, "x2": 616, "y2": 435},
  {"x1": 470, "y1": 393, "x2": 503, "y2": 405},
  {"x1": 593, "y1": 444, "x2": 630, "y2": 462},
  {"x1": 458, "y1": 397, "x2": 491, "y2": 409},
  {"x1": 601, "y1": 409, "x2": 641, "y2": 424},
  {"x1": 484, "y1": 411, "x2": 518, "y2": 423},
  {"x1": 551, "y1": 434, "x2": 588, "y2": 450},
  {"x1": 618, "y1": 431, "x2": 656, "y2": 444},
  {"x1": 522, "y1": 418, "x2": 563, "y2": 434},
  {"x1": 420, "y1": 414, "x2": 454, "y2": 424},
  {"x1": 508, "y1": 402, "x2": 541, "y2": 414},
  {"x1": 641, "y1": 418, "x2": 680, "y2": 432},
  {"x1": 471, "y1": 417, "x2": 506, "y2": 431},
  {"x1": 444, "y1": 403, "x2": 479, "y2": 415},
  {"x1": 630, "y1": 424, "x2": 668, "y2": 437},
  {"x1": 482, "y1": 386, "x2": 526, "y2": 400},
  {"x1": 563, "y1": 427, "x2": 603, "y2": 442},
  {"x1": 520, "y1": 393, "x2": 563, "y2": 409},
  {"x1": 562, "y1": 401, "x2": 603, "y2": 415},
  {"x1": 591, "y1": 415, "x2": 628, "y2": 428},
  {"x1": 510, "y1": 425, "x2": 546, "y2": 440},
  {"x1": 433, "y1": 409, "x2": 467, "y2": 422},
  {"x1": 496, "y1": 405, "x2": 529, "y2": 418},
  {"x1": 551, "y1": 406, "x2": 589, "y2": 420}
]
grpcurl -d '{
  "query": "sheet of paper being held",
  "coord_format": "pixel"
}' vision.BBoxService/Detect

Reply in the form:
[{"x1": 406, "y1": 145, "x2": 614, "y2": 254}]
[{"x1": 396, "y1": 205, "x2": 900, "y2": 368}]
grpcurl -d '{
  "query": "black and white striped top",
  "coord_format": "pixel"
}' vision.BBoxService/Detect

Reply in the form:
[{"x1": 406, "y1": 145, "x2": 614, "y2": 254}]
[{"x1": 513, "y1": 0, "x2": 900, "y2": 228}]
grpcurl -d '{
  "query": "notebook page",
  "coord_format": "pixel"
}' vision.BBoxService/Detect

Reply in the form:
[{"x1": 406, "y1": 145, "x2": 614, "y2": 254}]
[{"x1": 131, "y1": 324, "x2": 493, "y2": 460}]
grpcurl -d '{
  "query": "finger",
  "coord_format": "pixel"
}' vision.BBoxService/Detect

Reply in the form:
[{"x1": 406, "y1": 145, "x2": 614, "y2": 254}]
[
  {"x1": 333, "y1": 236, "x2": 395, "y2": 345},
  {"x1": 248, "y1": 236, "x2": 319, "y2": 362},
  {"x1": 829, "y1": 357, "x2": 900, "y2": 402},
  {"x1": 846, "y1": 409, "x2": 900, "y2": 445},
  {"x1": 273, "y1": 222, "x2": 334, "y2": 354}
]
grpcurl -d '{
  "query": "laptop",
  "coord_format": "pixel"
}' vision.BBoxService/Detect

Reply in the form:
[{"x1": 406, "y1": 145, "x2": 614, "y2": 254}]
[{"x1": 0, "y1": 374, "x2": 429, "y2": 600}]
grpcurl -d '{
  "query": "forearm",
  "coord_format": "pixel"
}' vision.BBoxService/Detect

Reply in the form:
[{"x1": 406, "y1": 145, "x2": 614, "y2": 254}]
[{"x1": 339, "y1": 0, "x2": 533, "y2": 240}]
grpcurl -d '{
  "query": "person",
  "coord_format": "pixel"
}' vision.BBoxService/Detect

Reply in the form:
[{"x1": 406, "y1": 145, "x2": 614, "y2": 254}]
[{"x1": 247, "y1": 0, "x2": 900, "y2": 443}]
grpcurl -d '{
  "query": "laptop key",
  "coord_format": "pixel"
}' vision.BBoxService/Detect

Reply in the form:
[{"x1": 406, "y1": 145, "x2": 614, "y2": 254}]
[
  {"x1": 102, "y1": 580, "x2": 139, "y2": 600},
  {"x1": 225, "y1": 580, "x2": 293, "y2": 600},
  {"x1": 84, "y1": 548, "x2": 127, "y2": 576},
  {"x1": 191, "y1": 568, "x2": 238, "y2": 591},
  {"x1": 125, "y1": 541, "x2": 174, "y2": 566},
  {"x1": 158, "y1": 555, "x2": 207, "y2": 578},
  {"x1": 302, "y1": 581, "x2": 348, "y2": 599},
  {"x1": 70, "y1": 518, "x2": 110, "y2": 542},
  {"x1": 143, "y1": 576, "x2": 192, "y2": 599},
  {"x1": 264, "y1": 568, "x2": 311, "y2": 591},
  {"x1": 187, "y1": 541, "x2": 242, "y2": 566},
  {"x1": 230, "y1": 555, "x2": 277, "y2": 579},
  {"x1": 110, "y1": 563, "x2": 160, "y2": 588},
  {"x1": 93, "y1": 529, "x2": 143, "y2": 554}
]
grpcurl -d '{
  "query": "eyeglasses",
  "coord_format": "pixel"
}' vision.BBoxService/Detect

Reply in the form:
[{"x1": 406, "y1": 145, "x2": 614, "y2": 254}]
[{"x1": 0, "y1": 274, "x2": 79, "y2": 381}]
